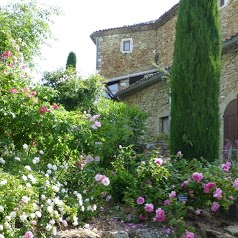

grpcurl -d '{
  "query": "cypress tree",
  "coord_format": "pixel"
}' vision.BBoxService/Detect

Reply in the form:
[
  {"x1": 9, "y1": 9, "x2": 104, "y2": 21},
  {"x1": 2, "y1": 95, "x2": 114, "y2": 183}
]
[
  {"x1": 66, "y1": 51, "x2": 77, "y2": 70},
  {"x1": 170, "y1": 0, "x2": 221, "y2": 161}
]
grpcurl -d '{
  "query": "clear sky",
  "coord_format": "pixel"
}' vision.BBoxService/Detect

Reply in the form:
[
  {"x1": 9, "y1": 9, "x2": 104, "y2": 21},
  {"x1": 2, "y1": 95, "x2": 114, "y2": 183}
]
[{"x1": 2, "y1": 0, "x2": 179, "y2": 80}]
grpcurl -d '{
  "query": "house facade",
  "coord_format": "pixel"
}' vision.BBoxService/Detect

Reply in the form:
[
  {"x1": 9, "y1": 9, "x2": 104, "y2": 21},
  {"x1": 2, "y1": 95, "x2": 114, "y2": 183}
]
[{"x1": 90, "y1": 0, "x2": 238, "y2": 153}]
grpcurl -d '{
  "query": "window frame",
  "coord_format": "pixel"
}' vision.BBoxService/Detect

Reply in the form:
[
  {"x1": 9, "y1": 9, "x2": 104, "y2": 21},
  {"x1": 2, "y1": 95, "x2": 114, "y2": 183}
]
[
  {"x1": 120, "y1": 38, "x2": 133, "y2": 54},
  {"x1": 218, "y1": 0, "x2": 229, "y2": 8}
]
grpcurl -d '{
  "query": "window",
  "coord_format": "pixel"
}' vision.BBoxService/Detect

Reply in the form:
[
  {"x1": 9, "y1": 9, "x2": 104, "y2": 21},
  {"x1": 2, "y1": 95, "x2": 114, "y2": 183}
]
[
  {"x1": 121, "y1": 38, "x2": 133, "y2": 53},
  {"x1": 161, "y1": 116, "x2": 169, "y2": 134},
  {"x1": 218, "y1": 0, "x2": 229, "y2": 7}
]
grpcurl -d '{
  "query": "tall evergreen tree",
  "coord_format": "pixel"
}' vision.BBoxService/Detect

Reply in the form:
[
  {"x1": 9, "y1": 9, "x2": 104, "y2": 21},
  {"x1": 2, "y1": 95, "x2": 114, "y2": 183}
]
[
  {"x1": 66, "y1": 51, "x2": 77, "y2": 70},
  {"x1": 170, "y1": 0, "x2": 221, "y2": 161}
]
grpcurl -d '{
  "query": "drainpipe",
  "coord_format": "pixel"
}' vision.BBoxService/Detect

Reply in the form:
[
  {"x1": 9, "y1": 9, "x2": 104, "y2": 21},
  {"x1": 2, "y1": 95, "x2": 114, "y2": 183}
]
[{"x1": 95, "y1": 32, "x2": 101, "y2": 73}]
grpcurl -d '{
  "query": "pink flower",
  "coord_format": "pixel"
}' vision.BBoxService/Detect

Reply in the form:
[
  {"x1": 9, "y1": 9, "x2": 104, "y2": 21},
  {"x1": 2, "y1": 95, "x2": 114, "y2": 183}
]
[
  {"x1": 203, "y1": 182, "x2": 216, "y2": 193},
  {"x1": 144, "y1": 203, "x2": 154, "y2": 213},
  {"x1": 211, "y1": 202, "x2": 220, "y2": 212},
  {"x1": 177, "y1": 151, "x2": 182, "y2": 157},
  {"x1": 183, "y1": 231, "x2": 194, "y2": 238},
  {"x1": 136, "y1": 196, "x2": 145, "y2": 205},
  {"x1": 85, "y1": 155, "x2": 94, "y2": 163},
  {"x1": 23, "y1": 231, "x2": 34, "y2": 238},
  {"x1": 39, "y1": 106, "x2": 50, "y2": 115},
  {"x1": 95, "y1": 174, "x2": 103, "y2": 182},
  {"x1": 1, "y1": 51, "x2": 13, "y2": 60},
  {"x1": 192, "y1": 172, "x2": 203, "y2": 183},
  {"x1": 181, "y1": 180, "x2": 189, "y2": 189},
  {"x1": 163, "y1": 199, "x2": 171, "y2": 205},
  {"x1": 94, "y1": 156, "x2": 100, "y2": 162},
  {"x1": 52, "y1": 103, "x2": 59, "y2": 109},
  {"x1": 154, "y1": 157, "x2": 163, "y2": 166},
  {"x1": 139, "y1": 214, "x2": 147, "y2": 221},
  {"x1": 213, "y1": 188, "x2": 223, "y2": 200},
  {"x1": 169, "y1": 191, "x2": 176, "y2": 199},
  {"x1": 30, "y1": 91, "x2": 37, "y2": 98},
  {"x1": 155, "y1": 208, "x2": 165, "y2": 222},
  {"x1": 101, "y1": 176, "x2": 110, "y2": 186},
  {"x1": 221, "y1": 161, "x2": 232, "y2": 172},
  {"x1": 195, "y1": 209, "x2": 201, "y2": 215},
  {"x1": 233, "y1": 178, "x2": 238, "y2": 190},
  {"x1": 9, "y1": 88, "x2": 18, "y2": 94}
]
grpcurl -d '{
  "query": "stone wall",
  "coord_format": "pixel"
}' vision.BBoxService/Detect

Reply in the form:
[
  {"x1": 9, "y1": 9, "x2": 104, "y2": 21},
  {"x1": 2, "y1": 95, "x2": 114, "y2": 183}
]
[
  {"x1": 156, "y1": 15, "x2": 177, "y2": 67},
  {"x1": 121, "y1": 80, "x2": 170, "y2": 141},
  {"x1": 220, "y1": 0, "x2": 238, "y2": 40},
  {"x1": 97, "y1": 30, "x2": 157, "y2": 79}
]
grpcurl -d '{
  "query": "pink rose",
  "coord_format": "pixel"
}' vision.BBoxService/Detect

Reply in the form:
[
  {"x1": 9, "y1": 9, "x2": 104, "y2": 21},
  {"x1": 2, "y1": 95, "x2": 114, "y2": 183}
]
[
  {"x1": 211, "y1": 202, "x2": 220, "y2": 212},
  {"x1": 23, "y1": 231, "x2": 34, "y2": 238},
  {"x1": 136, "y1": 196, "x2": 145, "y2": 205},
  {"x1": 183, "y1": 231, "x2": 195, "y2": 238},
  {"x1": 101, "y1": 176, "x2": 110, "y2": 186},
  {"x1": 192, "y1": 172, "x2": 203, "y2": 183},
  {"x1": 169, "y1": 191, "x2": 176, "y2": 199},
  {"x1": 203, "y1": 182, "x2": 216, "y2": 193},
  {"x1": 154, "y1": 157, "x2": 163, "y2": 166},
  {"x1": 9, "y1": 88, "x2": 18, "y2": 94},
  {"x1": 164, "y1": 199, "x2": 171, "y2": 205},
  {"x1": 195, "y1": 209, "x2": 201, "y2": 215},
  {"x1": 144, "y1": 203, "x2": 154, "y2": 213},
  {"x1": 213, "y1": 188, "x2": 222, "y2": 200},
  {"x1": 95, "y1": 174, "x2": 103, "y2": 181},
  {"x1": 181, "y1": 180, "x2": 189, "y2": 189},
  {"x1": 139, "y1": 214, "x2": 147, "y2": 221},
  {"x1": 154, "y1": 208, "x2": 165, "y2": 222},
  {"x1": 233, "y1": 178, "x2": 238, "y2": 190}
]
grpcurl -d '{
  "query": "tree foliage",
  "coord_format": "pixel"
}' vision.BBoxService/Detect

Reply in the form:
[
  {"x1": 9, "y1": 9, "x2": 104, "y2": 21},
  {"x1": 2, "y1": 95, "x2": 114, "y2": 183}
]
[
  {"x1": 170, "y1": 0, "x2": 222, "y2": 161},
  {"x1": 66, "y1": 51, "x2": 77, "y2": 70},
  {"x1": 0, "y1": 0, "x2": 61, "y2": 65}
]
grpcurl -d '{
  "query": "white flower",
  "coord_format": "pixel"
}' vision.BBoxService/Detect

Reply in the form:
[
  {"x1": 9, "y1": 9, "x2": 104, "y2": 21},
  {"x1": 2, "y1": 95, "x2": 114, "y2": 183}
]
[
  {"x1": 26, "y1": 183, "x2": 31, "y2": 188},
  {"x1": 21, "y1": 196, "x2": 30, "y2": 203},
  {"x1": 52, "y1": 226, "x2": 57, "y2": 235},
  {"x1": 52, "y1": 185, "x2": 59, "y2": 192},
  {"x1": 0, "y1": 234, "x2": 5, "y2": 238},
  {"x1": 92, "y1": 204, "x2": 97, "y2": 211},
  {"x1": 61, "y1": 188, "x2": 66, "y2": 193},
  {"x1": 4, "y1": 222, "x2": 10, "y2": 229},
  {"x1": 46, "y1": 223, "x2": 52, "y2": 231},
  {"x1": 22, "y1": 144, "x2": 28, "y2": 150},
  {"x1": 85, "y1": 155, "x2": 94, "y2": 163},
  {"x1": 30, "y1": 213, "x2": 36, "y2": 219},
  {"x1": 0, "y1": 180, "x2": 7, "y2": 186},
  {"x1": 19, "y1": 214, "x2": 28, "y2": 222},
  {"x1": 47, "y1": 163, "x2": 52, "y2": 169},
  {"x1": 47, "y1": 169, "x2": 52, "y2": 175},
  {"x1": 0, "y1": 206, "x2": 4, "y2": 213},
  {"x1": 0, "y1": 158, "x2": 5, "y2": 164},
  {"x1": 9, "y1": 211, "x2": 16, "y2": 218},
  {"x1": 94, "y1": 156, "x2": 100, "y2": 162},
  {"x1": 45, "y1": 173, "x2": 49, "y2": 178},
  {"x1": 0, "y1": 224, "x2": 3, "y2": 231},
  {"x1": 49, "y1": 219, "x2": 55, "y2": 225},
  {"x1": 22, "y1": 175, "x2": 28, "y2": 181},
  {"x1": 41, "y1": 194, "x2": 46, "y2": 200},
  {"x1": 72, "y1": 221, "x2": 78, "y2": 226},
  {"x1": 14, "y1": 157, "x2": 21, "y2": 162},
  {"x1": 5, "y1": 216, "x2": 11, "y2": 221},
  {"x1": 62, "y1": 220, "x2": 68, "y2": 227},
  {"x1": 35, "y1": 211, "x2": 42, "y2": 218},
  {"x1": 39, "y1": 150, "x2": 44, "y2": 155},
  {"x1": 52, "y1": 165, "x2": 57, "y2": 171},
  {"x1": 25, "y1": 165, "x2": 32, "y2": 171},
  {"x1": 33, "y1": 157, "x2": 40, "y2": 164},
  {"x1": 73, "y1": 191, "x2": 78, "y2": 196},
  {"x1": 47, "y1": 206, "x2": 53, "y2": 213},
  {"x1": 79, "y1": 200, "x2": 83, "y2": 206},
  {"x1": 77, "y1": 194, "x2": 82, "y2": 200},
  {"x1": 81, "y1": 206, "x2": 85, "y2": 212}
]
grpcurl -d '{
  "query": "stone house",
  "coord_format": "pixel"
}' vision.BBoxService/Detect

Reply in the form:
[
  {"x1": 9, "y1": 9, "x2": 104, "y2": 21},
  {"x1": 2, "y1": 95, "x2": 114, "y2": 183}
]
[{"x1": 90, "y1": 0, "x2": 238, "y2": 153}]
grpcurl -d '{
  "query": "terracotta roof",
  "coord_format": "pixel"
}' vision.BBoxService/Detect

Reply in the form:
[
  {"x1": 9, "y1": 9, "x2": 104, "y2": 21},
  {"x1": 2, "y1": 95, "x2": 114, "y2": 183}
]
[{"x1": 90, "y1": 3, "x2": 179, "y2": 44}]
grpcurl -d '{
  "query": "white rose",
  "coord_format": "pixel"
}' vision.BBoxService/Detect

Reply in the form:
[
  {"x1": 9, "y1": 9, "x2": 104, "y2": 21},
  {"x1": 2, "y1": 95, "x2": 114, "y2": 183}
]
[{"x1": 0, "y1": 206, "x2": 4, "y2": 213}]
